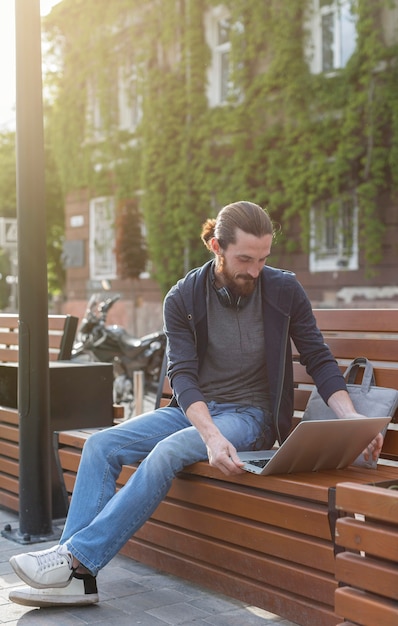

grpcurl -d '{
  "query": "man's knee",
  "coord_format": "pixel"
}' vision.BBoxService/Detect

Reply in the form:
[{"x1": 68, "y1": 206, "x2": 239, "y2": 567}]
[{"x1": 82, "y1": 427, "x2": 113, "y2": 458}]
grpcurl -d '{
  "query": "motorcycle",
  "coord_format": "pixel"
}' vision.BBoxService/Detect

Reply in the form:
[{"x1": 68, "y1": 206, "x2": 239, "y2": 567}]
[{"x1": 72, "y1": 292, "x2": 166, "y2": 414}]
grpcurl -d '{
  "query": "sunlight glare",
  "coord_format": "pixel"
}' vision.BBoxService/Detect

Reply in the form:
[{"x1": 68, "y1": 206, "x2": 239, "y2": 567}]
[{"x1": 0, "y1": 0, "x2": 61, "y2": 129}]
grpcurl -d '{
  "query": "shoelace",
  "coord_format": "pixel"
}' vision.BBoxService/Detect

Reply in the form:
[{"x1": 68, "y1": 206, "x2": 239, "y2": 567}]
[{"x1": 33, "y1": 546, "x2": 73, "y2": 571}]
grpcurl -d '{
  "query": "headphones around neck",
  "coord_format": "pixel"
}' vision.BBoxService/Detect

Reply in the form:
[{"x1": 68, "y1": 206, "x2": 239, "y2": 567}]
[
  {"x1": 213, "y1": 284, "x2": 250, "y2": 310},
  {"x1": 211, "y1": 266, "x2": 250, "y2": 311}
]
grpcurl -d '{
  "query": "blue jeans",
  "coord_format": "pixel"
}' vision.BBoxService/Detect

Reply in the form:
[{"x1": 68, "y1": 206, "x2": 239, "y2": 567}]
[{"x1": 61, "y1": 402, "x2": 272, "y2": 575}]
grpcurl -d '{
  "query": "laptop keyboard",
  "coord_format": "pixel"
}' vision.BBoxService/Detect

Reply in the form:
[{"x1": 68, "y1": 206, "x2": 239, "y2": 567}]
[{"x1": 248, "y1": 459, "x2": 270, "y2": 468}]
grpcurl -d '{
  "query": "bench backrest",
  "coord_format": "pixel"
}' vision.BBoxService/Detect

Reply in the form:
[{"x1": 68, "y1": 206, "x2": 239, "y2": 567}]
[
  {"x1": 156, "y1": 308, "x2": 398, "y2": 462},
  {"x1": 292, "y1": 309, "x2": 398, "y2": 417},
  {"x1": 0, "y1": 314, "x2": 78, "y2": 362},
  {"x1": 293, "y1": 309, "x2": 398, "y2": 463}
]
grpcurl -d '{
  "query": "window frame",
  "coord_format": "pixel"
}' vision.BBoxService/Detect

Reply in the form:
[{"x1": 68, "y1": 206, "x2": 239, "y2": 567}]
[
  {"x1": 89, "y1": 197, "x2": 117, "y2": 280},
  {"x1": 205, "y1": 6, "x2": 233, "y2": 107},
  {"x1": 118, "y1": 64, "x2": 143, "y2": 132},
  {"x1": 307, "y1": 0, "x2": 357, "y2": 75},
  {"x1": 309, "y1": 197, "x2": 359, "y2": 273}
]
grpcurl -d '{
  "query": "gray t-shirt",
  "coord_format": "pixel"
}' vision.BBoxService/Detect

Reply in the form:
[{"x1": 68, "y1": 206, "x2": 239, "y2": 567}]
[{"x1": 199, "y1": 274, "x2": 271, "y2": 411}]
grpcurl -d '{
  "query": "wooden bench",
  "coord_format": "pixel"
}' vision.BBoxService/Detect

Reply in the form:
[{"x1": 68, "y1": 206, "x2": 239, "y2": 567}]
[
  {"x1": 0, "y1": 314, "x2": 79, "y2": 514},
  {"x1": 54, "y1": 308, "x2": 398, "y2": 626},
  {"x1": 334, "y1": 481, "x2": 398, "y2": 626},
  {"x1": 0, "y1": 313, "x2": 78, "y2": 364}
]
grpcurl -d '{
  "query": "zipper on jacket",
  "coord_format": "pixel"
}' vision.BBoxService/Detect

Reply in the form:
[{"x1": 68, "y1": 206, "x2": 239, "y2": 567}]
[{"x1": 273, "y1": 314, "x2": 290, "y2": 444}]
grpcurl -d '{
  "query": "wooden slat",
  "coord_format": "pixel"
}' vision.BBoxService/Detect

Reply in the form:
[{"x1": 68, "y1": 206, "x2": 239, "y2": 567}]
[
  {"x1": 0, "y1": 348, "x2": 18, "y2": 362},
  {"x1": 0, "y1": 456, "x2": 19, "y2": 477},
  {"x1": 335, "y1": 587, "x2": 398, "y2": 626},
  {"x1": 335, "y1": 517, "x2": 398, "y2": 561},
  {"x1": 0, "y1": 472, "x2": 19, "y2": 495},
  {"x1": 321, "y1": 337, "x2": 398, "y2": 362},
  {"x1": 62, "y1": 472, "x2": 78, "y2": 495},
  {"x1": 0, "y1": 424, "x2": 19, "y2": 443},
  {"x1": 0, "y1": 407, "x2": 19, "y2": 424},
  {"x1": 293, "y1": 361, "x2": 398, "y2": 394},
  {"x1": 57, "y1": 448, "x2": 85, "y2": 473},
  {"x1": 48, "y1": 335, "x2": 65, "y2": 349},
  {"x1": 0, "y1": 316, "x2": 19, "y2": 330},
  {"x1": 292, "y1": 336, "x2": 398, "y2": 362},
  {"x1": 335, "y1": 482, "x2": 398, "y2": 523},
  {"x1": 161, "y1": 376, "x2": 172, "y2": 397},
  {"x1": 0, "y1": 491, "x2": 19, "y2": 511},
  {"x1": 381, "y1": 428, "x2": 398, "y2": 459},
  {"x1": 158, "y1": 398, "x2": 172, "y2": 408},
  {"x1": 57, "y1": 428, "x2": 103, "y2": 448},
  {"x1": 335, "y1": 552, "x2": 398, "y2": 599},
  {"x1": 313, "y1": 309, "x2": 398, "y2": 333},
  {"x1": 0, "y1": 333, "x2": 19, "y2": 346},
  {"x1": 0, "y1": 441, "x2": 19, "y2": 460}
]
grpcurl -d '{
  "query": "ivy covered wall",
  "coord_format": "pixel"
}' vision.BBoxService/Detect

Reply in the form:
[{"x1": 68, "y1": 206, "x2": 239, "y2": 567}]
[{"x1": 43, "y1": 0, "x2": 398, "y2": 296}]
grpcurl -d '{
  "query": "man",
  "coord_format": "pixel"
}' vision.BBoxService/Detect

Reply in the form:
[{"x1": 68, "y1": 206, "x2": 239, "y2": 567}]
[{"x1": 9, "y1": 201, "x2": 382, "y2": 607}]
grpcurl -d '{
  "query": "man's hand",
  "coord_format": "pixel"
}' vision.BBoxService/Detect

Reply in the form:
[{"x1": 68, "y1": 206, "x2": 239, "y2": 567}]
[
  {"x1": 206, "y1": 432, "x2": 245, "y2": 476},
  {"x1": 186, "y1": 400, "x2": 246, "y2": 475},
  {"x1": 327, "y1": 390, "x2": 385, "y2": 462},
  {"x1": 363, "y1": 432, "x2": 383, "y2": 462}
]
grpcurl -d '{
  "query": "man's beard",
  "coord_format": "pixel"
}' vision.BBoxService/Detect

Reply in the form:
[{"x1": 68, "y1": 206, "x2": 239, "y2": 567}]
[{"x1": 217, "y1": 257, "x2": 258, "y2": 298}]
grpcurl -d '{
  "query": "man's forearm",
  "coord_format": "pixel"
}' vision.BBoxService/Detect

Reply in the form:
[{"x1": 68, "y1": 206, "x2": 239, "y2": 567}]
[
  {"x1": 185, "y1": 401, "x2": 245, "y2": 475},
  {"x1": 185, "y1": 401, "x2": 222, "y2": 444},
  {"x1": 327, "y1": 389, "x2": 357, "y2": 419}
]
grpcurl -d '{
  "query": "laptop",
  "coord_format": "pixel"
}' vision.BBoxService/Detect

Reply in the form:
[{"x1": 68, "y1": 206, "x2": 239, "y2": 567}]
[{"x1": 238, "y1": 416, "x2": 391, "y2": 475}]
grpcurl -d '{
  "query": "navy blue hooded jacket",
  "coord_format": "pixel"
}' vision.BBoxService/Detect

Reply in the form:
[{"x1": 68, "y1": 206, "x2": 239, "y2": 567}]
[{"x1": 163, "y1": 260, "x2": 346, "y2": 443}]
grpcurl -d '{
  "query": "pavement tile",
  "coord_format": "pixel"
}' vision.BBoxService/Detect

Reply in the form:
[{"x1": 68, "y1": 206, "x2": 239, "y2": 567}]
[
  {"x1": 190, "y1": 592, "x2": 244, "y2": 614},
  {"x1": 108, "y1": 588, "x2": 197, "y2": 613},
  {"x1": 147, "y1": 600, "x2": 212, "y2": 624},
  {"x1": 201, "y1": 607, "x2": 286, "y2": 625}
]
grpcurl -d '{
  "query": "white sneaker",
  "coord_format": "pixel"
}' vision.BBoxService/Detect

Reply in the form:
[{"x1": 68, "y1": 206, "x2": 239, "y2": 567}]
[
  {"x1": 9, "y1": 544, "x2": 74, "y2": 589},
  {"x1": 9, "y1": 573, "x2": 99, "y2": 607}
]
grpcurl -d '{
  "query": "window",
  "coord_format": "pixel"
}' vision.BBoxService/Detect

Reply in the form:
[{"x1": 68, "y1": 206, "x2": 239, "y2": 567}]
[
  {"x1": 308, "y1": 0, "x2": 357, "y2": 74},
  {"x1": 217, "y1": 18, "x2": 232, "y2": 103},
  {"x1": 118, "y1": 65, "x2": 143, "y2": 132},
  {"x1": 89, "y1": 197, "x2": 117, "y2": 279},
  {"x1": 309, "y1": 197, "x2": 358, "y2": 272},
  {"x1": 86, "y1": 80, "x2": 102, "y2": 139},
  {"x1": 86, "y1": 72, "x2": 120, "y2": 141},
  {"x1": 205, "y1": 7, "x2": 233, "y2": 106}
]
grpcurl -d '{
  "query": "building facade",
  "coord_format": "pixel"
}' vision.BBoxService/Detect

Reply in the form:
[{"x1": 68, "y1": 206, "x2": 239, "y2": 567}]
[{"x1": 47, "y1": 0, "x2": 398, "y2": 332}]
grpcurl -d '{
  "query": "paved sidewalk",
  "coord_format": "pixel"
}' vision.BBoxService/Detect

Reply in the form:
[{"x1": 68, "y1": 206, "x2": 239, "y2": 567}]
[{"x1": 0, "y1": 508, "x2": 297, "y2": 626}]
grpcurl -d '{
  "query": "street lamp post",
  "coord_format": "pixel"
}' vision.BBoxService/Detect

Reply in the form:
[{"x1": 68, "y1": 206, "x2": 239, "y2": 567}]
[{"x1": 11, "y1": 0, "x2": 54, "y2": 541}]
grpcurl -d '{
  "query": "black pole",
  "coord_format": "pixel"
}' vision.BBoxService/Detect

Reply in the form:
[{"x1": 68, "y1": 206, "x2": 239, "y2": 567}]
[{"x1": 15, "y1": 0, "x2": 53, "y2": 539}]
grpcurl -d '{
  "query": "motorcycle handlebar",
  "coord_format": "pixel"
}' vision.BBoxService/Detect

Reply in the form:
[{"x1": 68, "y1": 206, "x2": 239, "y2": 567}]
[{"x1": 99, "y1": 294, "x2": 121, "y2": 314}]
